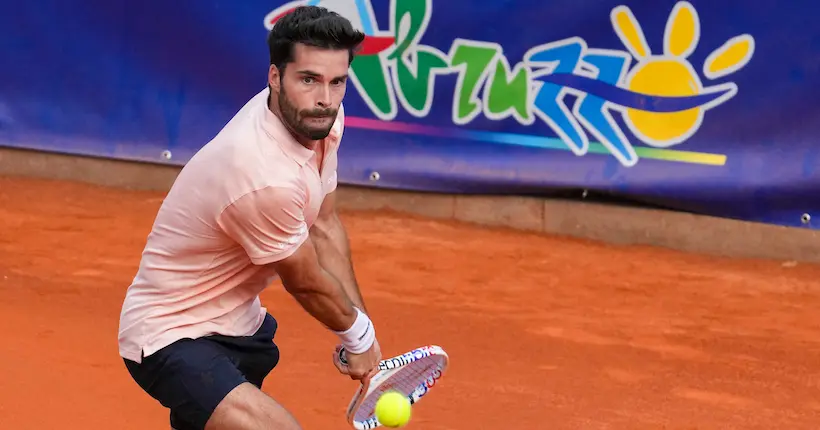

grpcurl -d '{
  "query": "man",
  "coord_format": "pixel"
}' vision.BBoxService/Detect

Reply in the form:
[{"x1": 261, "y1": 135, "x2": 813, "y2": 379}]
[{"x1": 117, "y1": 6, "x2": 381, "y2": 430}]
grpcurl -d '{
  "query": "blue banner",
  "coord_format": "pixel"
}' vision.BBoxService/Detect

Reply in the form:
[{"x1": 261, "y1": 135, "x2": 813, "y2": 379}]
[{"x1": 1, "y1": 0, "x2": 818, "y2": 228}]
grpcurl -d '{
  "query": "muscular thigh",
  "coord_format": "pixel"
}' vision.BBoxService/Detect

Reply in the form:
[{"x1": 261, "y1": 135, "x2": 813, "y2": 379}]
[{"x1": 206, "y1": 382, "x2": 302, "y2": 430}]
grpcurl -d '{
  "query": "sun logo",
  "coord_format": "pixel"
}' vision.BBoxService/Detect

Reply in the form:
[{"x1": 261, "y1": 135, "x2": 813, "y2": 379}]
[{"x1": 611, "y1": 1, "x2": 755, "y2": 147}]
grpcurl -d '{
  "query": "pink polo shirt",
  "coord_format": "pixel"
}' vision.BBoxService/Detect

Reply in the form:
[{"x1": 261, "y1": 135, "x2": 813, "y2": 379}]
[{"x1": 118, "y1": 88, "x2": 342, "y2": 364}]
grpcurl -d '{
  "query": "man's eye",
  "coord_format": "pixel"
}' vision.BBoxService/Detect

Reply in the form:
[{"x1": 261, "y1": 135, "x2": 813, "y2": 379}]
[{"x1": 302, "y1": 77, "x2": 315, "y2": 84}]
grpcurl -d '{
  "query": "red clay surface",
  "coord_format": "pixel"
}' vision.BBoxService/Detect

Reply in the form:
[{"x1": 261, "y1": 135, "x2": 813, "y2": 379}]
[{"x1": 2, "y1": 175, "x2": 820, "y2": 429}]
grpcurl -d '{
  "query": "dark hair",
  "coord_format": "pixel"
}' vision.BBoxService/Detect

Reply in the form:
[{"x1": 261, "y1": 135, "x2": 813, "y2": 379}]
[{"x1": 267, "y1": 6, "x2": 366, "y2": 72}]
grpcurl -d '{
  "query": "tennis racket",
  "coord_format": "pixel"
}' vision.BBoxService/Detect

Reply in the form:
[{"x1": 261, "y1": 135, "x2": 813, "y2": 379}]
[{"x1": 337, "y1": 344, "x2": 450, "y2": 429}]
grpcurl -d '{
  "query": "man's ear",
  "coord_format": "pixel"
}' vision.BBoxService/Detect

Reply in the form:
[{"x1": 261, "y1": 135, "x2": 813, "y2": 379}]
[{"x1": 268, "y1": 65, "x2": 281, "y2": 92}]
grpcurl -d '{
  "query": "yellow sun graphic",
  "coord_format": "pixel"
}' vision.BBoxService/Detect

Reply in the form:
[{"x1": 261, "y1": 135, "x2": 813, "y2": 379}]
[{"x1": 611, "y1": 1, "x2": 755, "y2": 147}]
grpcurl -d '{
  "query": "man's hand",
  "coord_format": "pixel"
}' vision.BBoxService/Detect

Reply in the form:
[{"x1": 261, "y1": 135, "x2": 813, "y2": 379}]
[{"x1": 334, "y1": 340, "x2": 382, "y2": 381}]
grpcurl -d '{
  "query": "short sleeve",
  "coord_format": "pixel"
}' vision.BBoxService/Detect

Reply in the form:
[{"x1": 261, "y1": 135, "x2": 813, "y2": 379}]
[{"x1": 217, "y1": 186, "x2": 309, "y2": 265}]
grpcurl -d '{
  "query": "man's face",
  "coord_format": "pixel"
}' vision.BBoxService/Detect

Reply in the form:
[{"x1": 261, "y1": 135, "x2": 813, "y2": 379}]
[{"x1": 270, "y1": 43, "x2": 350, "y2": 140}]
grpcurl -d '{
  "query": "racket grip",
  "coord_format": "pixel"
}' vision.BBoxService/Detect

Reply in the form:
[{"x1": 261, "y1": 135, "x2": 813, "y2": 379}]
[{"x1": 338, "y1": 347, "x2": 349, "y2": 365}]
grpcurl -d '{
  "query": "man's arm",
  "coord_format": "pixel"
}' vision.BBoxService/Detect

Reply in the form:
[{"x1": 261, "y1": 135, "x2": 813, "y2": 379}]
[
  {"x1": 217, "y1": 187, "x2": 362, "y2": 336},
  {"x1": 217, "y1": 185, "x2": 380, "y2": 379},
  {"x1": 271, "y1": 235, "x2": 358, "y2": 331},
  {"x1": 309, "y1": 190, "x2": 369, "y2": 313}
]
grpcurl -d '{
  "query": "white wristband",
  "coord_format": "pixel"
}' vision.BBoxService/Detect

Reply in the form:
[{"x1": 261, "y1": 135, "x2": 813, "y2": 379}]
[{"x1": 334, "y1": 307, "x2": 375, "y2": 354}]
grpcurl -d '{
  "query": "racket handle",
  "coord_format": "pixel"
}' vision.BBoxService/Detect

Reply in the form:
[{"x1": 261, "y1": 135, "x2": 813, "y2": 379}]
[{"x1": 338, "y1": 347, "x2": 349, "y2": 365}]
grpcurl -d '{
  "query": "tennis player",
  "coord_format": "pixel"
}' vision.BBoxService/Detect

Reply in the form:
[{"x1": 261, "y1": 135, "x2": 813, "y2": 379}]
[{"x1": 117, "y1": 6, "x2": 381, "y2": 430}]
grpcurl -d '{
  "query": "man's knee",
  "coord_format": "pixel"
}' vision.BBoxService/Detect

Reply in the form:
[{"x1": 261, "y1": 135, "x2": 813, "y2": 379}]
[{"x1": 206, "y1": 383, "x2": 302, "y2": 430}]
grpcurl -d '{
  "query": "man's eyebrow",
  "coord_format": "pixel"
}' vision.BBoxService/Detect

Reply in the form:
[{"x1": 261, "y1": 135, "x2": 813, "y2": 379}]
[
  {"x1": 295, "y1": 70, "x2": 348, "y2": 81},
  {"x1": 296, "y1": 69, "x2": 321, "y2": 77}
]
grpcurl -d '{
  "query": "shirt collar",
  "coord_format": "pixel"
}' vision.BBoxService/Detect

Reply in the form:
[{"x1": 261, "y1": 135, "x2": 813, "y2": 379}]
[{"x1": 260, "y1": 89, "x2": 315, "y2": 166}]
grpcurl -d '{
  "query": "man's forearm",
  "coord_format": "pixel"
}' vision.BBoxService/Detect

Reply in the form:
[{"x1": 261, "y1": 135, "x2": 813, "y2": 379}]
[
  {"x1": 271, "y1": 236, "x2": 359, "y2": 332},
  {"x1": 284, "y1": 268, "x2": 358, "y2": 332},
  {"x1": 311, "y1": 215, "x2": 368, "y2": 313},
  {"x1": 275, "y1": 249, "x2": 374, "y2": 353}
]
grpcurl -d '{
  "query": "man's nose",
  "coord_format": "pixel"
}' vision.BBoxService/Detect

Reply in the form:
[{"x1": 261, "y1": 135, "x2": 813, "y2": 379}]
[{"x1": 316, "y1": 85, "x2": 331, "y2": 108}]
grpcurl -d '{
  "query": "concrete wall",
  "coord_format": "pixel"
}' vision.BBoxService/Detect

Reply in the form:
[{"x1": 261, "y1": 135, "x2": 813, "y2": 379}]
[{"x1": 2, "y1": 146, "x2": 817, "y2": 263}]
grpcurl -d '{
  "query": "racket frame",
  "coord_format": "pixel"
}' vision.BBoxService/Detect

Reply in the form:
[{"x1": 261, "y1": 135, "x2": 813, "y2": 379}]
[{"x1": 339, "y1": 344, "x2": 449, "y2": 429}]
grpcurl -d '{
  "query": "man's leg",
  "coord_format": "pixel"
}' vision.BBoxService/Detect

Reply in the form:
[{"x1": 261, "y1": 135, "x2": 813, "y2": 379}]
[
  {"x1": 201, "y1": 314, "x2": 301, "y2": 429},
  {"x1": 205, "y1": 382, "x2": 302, "y2": 430},
  {"x1": 124, "y1": 336, "x2": 300, "y2": 430}
]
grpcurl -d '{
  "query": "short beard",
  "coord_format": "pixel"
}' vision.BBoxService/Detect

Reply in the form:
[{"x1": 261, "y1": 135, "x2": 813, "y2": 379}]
[{"x1": 278, "y1": 86, "x2": 337, "y2": 141}]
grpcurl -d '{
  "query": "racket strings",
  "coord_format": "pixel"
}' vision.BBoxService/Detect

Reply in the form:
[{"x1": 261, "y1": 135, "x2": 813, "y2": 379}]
[{"x1": 357, "y1": 357, "x2": 444, "y2": 420}]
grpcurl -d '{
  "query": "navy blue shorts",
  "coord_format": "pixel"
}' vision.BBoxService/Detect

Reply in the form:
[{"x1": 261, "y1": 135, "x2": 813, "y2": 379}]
[{"x1": 123, "y1": 313, "x2": 281, "y2": 430}]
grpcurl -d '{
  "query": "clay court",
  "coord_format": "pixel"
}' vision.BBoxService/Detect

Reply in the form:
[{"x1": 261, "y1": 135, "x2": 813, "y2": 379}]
[{"x1": 2, "y1": 174, "x2": 820, "y2": 429}]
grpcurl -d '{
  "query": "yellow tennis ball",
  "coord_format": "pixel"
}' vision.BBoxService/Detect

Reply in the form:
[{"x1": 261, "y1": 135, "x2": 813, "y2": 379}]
[{"x1": 374, "y1": 391, "x2": 412, "y2": 428}]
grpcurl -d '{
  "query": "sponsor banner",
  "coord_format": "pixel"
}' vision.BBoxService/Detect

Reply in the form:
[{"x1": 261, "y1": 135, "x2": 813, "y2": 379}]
[{"x1": 1, "y1": 0, "x2": 817, "y2": 228}]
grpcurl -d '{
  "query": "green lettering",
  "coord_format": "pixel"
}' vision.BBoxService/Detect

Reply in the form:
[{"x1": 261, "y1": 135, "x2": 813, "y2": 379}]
[
  {"x1": 387, "y1": 0, "x2": 426, "y2": 62},
  {"x1": 486, "y1": 59, "x2": 532, "y2": 122},
  {"x1": 448, "y1": 40, "x2": 498, "y2": 124},
  {"x1": 395, "y1": 49, "x2": 448, "y2": 114},
  {"x1": 350, "y1": 56, "x2": 395, "y2": 119},
  {"x1": 390, "y1": 0, "x2": 448, "y2": 115}
]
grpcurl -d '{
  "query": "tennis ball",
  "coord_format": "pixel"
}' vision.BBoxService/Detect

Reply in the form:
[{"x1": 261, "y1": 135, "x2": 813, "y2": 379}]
[{"x1": 374, "y1": 391, "x2": 412, "y2": 428}]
